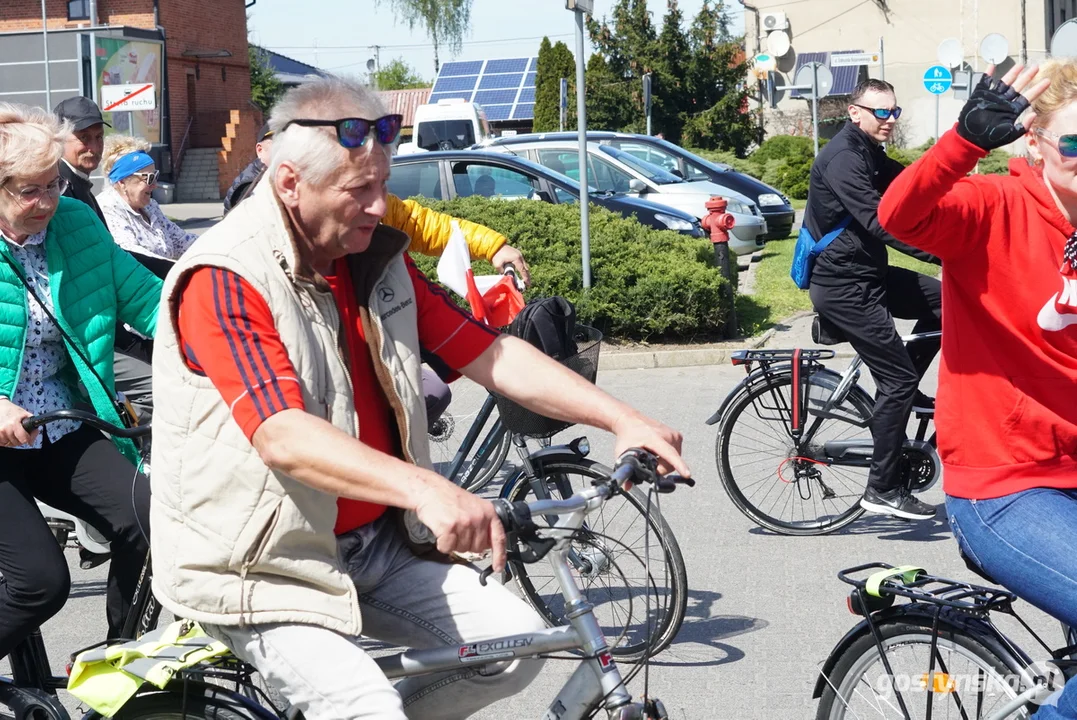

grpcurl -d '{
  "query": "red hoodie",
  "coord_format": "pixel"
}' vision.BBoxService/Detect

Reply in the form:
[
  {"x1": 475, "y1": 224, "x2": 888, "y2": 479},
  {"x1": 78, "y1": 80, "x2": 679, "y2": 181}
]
[{"x1": 879, "y1": 127, "x2": 1077, "y2": 500}]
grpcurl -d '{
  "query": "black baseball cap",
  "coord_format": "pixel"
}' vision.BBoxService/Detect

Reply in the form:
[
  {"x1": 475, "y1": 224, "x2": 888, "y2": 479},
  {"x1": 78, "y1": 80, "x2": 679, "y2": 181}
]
[
  {"x1": 53, "y1": 96, "x2": 111, "y2": 132},
  {"x1": 258, "y1": 123, "x2": 274, "y2": 143}
]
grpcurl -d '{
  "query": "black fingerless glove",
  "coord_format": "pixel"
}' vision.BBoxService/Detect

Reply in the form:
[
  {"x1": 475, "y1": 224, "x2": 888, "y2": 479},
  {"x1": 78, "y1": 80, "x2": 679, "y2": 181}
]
[{"x1": 956, "y1": 74, "x2": 1031, "y2": 150}]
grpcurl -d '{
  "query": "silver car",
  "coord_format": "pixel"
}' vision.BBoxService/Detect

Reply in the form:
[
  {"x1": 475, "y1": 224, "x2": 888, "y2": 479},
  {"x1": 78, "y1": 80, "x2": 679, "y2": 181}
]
[{"x1": 481, "y1": 139, "x2": 767, "y2": 255}]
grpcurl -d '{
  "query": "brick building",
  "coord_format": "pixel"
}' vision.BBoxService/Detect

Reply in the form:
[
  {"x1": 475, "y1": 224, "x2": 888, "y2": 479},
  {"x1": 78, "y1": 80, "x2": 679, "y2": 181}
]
[{"x1": 0, "y1": 0, "x2": 260, "y2": 198}]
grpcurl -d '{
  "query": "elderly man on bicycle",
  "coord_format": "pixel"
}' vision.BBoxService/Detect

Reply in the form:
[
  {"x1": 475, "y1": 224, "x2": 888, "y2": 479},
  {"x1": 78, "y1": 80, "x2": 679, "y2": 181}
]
[{"x1": 149, "y1": 76, "x2": 689, "y2": 720}]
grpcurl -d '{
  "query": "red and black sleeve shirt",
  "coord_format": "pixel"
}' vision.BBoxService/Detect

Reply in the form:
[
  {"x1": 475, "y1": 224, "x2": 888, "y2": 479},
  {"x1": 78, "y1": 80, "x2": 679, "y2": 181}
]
[{"x1": 176, "y1": 255, "x2": 499, "y2": 535}]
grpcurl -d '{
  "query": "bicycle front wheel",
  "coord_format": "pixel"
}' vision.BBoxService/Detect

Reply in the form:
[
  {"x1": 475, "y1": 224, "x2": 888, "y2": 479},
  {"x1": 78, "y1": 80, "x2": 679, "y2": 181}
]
[
  {"x1": 816, "y1": 619, "x2": 1031, "y2": 719},
  {"x1": 716, "y1": 371, "x2": 872, "y2": 535},
  {"x1": 507, "y1": 458, "x2": 688, "y2": 662}
]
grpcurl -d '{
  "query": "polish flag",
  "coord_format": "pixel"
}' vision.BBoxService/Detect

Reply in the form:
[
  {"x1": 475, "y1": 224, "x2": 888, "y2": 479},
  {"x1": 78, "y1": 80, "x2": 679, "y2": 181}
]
[{"x1": 436, "y1": 221, "x2": 525, "y2": 327}]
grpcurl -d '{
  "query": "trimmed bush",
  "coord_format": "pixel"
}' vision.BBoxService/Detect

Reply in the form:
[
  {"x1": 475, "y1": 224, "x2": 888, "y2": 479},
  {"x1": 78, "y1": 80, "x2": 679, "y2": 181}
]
[{"x1": 406, "y1": 196, "x2": 732, "y2": 341}]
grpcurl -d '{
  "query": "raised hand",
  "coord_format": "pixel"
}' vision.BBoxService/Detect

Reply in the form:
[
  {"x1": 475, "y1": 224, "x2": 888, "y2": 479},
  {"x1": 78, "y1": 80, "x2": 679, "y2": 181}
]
[{"x1": 957, "y1": 64, "x2": 1050, "y2": 150}]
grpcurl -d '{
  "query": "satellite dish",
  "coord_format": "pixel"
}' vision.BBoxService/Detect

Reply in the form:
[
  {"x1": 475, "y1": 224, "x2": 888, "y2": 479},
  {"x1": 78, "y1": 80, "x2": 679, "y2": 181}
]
[
  {"x1": 767, "y1": 30, "x2": 791, "y2": 58},
  {"x1": 1051, "y1": 18, "x2": 1077, "y2": 57},
  {"x1": 979, "y1": 33, "x2": 1010, "y2": 64},
  {"x1": 937, "y1": 38, "x2": 964, "y2": 68}
]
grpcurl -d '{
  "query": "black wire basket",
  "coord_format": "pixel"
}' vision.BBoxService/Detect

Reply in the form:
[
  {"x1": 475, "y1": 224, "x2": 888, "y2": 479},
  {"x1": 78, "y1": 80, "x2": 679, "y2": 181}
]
[{"x1": 492, "y1": 325, "x2": 603, "y2": 439}]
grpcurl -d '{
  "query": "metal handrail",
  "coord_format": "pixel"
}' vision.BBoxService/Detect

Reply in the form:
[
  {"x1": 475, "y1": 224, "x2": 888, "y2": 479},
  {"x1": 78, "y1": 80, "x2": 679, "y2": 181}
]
[{"x1": 173, "y1": 115, "x2": 195, "y2": 178}]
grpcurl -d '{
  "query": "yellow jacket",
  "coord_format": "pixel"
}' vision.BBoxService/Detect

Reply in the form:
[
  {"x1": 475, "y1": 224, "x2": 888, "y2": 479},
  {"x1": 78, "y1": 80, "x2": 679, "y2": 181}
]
[{"x1": 384, "y1": 194, "x2": 508, "y2": 262}]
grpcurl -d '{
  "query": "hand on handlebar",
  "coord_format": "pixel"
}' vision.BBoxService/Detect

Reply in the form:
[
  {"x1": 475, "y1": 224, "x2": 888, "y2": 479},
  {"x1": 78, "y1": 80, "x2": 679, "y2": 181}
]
[
  {"x1": 610, "y1": 412, "x2": 691, "y2": 482},
  {"x1": 414, "y1": 480, "x2": 509, "y2": 572},
  {"x1": 491, "y1": 244, "x2": 531, "y2": 287},
  {"x1": 0, "y1": 398, "x2": 36, "y2": 447}
]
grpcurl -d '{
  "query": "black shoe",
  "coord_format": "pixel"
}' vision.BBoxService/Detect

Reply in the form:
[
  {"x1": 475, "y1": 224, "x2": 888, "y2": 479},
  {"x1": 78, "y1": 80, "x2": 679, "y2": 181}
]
[
  {"x1": 860, "y1": 487, "x2": 936, "y2": 520},
  {"x1": 912, "y1": 391, "x2": 935, "y2": 415},
  {"x1": 79, "y1": 547, "x2": 111, "y2": 570}
]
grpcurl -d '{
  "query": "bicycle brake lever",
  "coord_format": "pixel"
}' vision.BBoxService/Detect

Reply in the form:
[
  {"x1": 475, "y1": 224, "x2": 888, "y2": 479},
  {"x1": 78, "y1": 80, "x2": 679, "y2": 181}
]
[{"x1": 655, "y1": 474, "x2": 696, "y2": 493}]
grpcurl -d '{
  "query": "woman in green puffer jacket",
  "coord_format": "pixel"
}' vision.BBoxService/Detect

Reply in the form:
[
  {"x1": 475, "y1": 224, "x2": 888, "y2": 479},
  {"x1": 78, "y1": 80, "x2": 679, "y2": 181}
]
[{"x1": 0, "y1": 102, "x2": 163, "y2": 660}]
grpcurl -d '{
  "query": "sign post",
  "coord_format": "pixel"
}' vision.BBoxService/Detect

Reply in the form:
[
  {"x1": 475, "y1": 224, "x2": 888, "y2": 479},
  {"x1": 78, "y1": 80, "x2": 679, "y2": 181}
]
[
  {"x1": 789, "y1": 61, "x2": 833, "y2": 156},
  {"x1": 566, "y1": 0, "x2": 593, "y2": 288},
  {"x1": 559, "y1": 77, "x2": 567, "y2": 132},
  {"x1": 923, "y1": 65, "x2": 953, "y2": 140},
  {"x1": 643, "y1": 73, "x2": 652, "y2": 136}
]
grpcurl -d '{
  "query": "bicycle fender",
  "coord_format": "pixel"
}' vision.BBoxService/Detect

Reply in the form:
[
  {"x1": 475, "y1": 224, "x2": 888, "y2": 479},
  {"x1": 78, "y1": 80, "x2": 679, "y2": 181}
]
[
  {"x1": 706, "y1": 364, "x2": 869, "y2": 426},
  {"x1": 812, "y1": 603, "x2": 1037, "y2": 700},
  {"x1": 497, "y1": 447, "x2": 587, "y2": 501},
  {"x1": 80, "y1": 681, "x2": 282, "y2": 720}
]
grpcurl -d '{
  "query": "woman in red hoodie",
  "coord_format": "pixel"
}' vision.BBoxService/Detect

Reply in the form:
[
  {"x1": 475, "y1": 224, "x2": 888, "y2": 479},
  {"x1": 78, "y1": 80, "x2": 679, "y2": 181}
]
[{"x1": 879, "y1": 61, "x2": 1077, "y2": 718}]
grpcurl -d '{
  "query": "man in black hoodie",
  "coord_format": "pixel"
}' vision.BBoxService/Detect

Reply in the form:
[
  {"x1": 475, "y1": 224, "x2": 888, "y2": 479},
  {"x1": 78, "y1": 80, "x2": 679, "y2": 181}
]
[{"x1": 804, "y1": 78, "x2": 942, "y2": 521}]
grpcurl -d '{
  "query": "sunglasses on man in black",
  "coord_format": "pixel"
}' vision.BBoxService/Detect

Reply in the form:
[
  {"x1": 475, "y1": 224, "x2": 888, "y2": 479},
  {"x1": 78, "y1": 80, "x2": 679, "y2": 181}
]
[{"x1": 853, "y1": 104, "x2": 902, "y2": 121}]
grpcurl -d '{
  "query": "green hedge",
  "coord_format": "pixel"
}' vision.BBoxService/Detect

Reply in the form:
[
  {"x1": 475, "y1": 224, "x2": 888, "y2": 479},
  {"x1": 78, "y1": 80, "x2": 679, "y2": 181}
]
[{"x1": 406, "y1": 196, "x2": 733, "y2": 341}]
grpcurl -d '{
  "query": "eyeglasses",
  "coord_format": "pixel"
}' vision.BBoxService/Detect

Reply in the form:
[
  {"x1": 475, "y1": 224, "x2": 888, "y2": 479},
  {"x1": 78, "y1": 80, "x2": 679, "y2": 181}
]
[
  {"x1": 854, "y1": 104, "x2": 902, "y2": 121},
  {"x1": 281, "y1": 115, "x2": 404, "y2": 148},
  {"x1": 1035, "y1": 128, "x2": 1077, "y2": 158},
  {"x1": 2, "y1": 176, "x2": 68, "y2": 206},
  {"x1": 131, "y1": 170, "x2": 160, "y2": 185}
]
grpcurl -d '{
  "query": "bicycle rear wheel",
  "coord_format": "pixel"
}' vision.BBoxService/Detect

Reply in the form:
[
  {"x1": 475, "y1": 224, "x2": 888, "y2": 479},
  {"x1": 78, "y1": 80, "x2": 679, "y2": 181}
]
[
  {"x1": 816, "y1": 619, "x2": 1030, "y2": 719},
  {"x1": 506, "y1": 458, "x2": 688, "y2": 662},
  {"x1": 716, "y1": 371, "x2": 872, "y2": 535},
  {"x1": 106, "y1": 684, "x2": 255, "y2": 719}
]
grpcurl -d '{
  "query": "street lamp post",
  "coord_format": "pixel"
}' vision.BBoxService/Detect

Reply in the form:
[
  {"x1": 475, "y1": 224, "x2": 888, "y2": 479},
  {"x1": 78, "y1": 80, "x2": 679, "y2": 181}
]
[{"x1": 566, "y1": 0, "x2": 593, "y2": 289}]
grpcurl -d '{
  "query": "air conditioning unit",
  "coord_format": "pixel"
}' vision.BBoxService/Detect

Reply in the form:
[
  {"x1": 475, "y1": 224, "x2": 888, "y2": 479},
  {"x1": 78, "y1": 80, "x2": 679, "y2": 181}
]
[{"x1": 762, "y1": 11, "x2": 789, "y2": 31}]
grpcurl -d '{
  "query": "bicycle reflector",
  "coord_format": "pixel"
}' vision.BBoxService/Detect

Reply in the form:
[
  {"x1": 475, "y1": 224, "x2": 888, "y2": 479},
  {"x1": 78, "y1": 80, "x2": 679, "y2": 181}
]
[
  {"x1": 920, "y1": 672, "x2": 956, "y2": 694},
  {"x1": 847, "y1": 589, "x2": 895, "y2": 616}
]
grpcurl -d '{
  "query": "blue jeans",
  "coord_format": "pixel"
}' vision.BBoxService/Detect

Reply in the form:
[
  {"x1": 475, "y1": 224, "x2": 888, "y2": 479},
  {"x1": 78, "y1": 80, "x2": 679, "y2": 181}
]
[{"x1": 946, "y1": 489, "x2": 1077, "y2": 719}]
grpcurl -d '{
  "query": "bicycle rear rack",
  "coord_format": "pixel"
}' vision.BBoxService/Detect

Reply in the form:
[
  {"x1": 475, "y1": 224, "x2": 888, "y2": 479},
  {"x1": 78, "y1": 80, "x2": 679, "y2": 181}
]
[{"x1": 838, "y1": 563, "x2": 1017, "y2": 616}]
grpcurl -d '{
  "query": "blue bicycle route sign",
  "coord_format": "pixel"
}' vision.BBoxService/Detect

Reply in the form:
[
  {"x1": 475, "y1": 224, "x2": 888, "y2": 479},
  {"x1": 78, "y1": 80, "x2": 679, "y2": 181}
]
[{"x1": 924, "y1": 65, "x2": 953, "y2": 94}]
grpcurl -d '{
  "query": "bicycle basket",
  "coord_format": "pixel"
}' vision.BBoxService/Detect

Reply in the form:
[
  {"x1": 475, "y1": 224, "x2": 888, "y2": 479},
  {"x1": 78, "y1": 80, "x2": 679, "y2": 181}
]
[{"x1": 492, "y1": 324, "x2": 602, "y2": 438}]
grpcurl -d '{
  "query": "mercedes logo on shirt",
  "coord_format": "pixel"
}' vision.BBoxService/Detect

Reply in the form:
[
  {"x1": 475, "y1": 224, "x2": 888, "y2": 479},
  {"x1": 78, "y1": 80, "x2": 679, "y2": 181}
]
[{"x1": 378, "y1": 285, "x2": 395, "y2": 304}]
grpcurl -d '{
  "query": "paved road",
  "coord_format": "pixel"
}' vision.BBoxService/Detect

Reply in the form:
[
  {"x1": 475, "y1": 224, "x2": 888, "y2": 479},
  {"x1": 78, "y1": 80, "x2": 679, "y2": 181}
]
[{"x1": 4, "y1": 357, "x2": 1063, "y2": 719}]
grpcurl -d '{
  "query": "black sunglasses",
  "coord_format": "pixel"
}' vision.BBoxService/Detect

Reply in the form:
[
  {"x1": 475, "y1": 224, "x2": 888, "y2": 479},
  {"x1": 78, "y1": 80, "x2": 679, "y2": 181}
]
[
  {"x1": 281, "y1": 115, "x2": 404, "y2": 148},
  {"x1": 853, "y1": 104, "x2": 902, "y2": 120}
]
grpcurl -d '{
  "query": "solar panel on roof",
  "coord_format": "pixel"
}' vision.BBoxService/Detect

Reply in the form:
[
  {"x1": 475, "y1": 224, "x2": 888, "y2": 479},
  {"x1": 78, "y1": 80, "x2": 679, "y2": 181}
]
[
  {"x1": 485, "y1": 58, "x2": 529, "y2": 74},
  {"x1": 790, "y1": 52, "x2": 827, "y2": 99},
  {"x1": 479, "y1": 73, "x2": 524, "y2": 90},
  {"x1": 484, "y1": 104, "x2": 513, "y2": 121},
  {"x1": 428, "y1": 56, "x2": 537, "y2": 122},
  {"x1": 428, "y1": 91, "x2": 473, "y2": 103},
  {"x1": 432, "y1": 75, "x2": 478, "y2": 93},
  {"x1": 440, "y1": 60, "x2": 483, "y2": 77},
  {"x1": 474, "y1": 89, "x2": 519, "y2": 106}
]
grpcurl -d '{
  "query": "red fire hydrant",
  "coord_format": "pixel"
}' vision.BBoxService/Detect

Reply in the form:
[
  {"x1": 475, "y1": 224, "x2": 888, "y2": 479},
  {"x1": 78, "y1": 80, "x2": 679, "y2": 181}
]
[{"x1": 701, "y1": 196, "x2": 739, "y2": 338}]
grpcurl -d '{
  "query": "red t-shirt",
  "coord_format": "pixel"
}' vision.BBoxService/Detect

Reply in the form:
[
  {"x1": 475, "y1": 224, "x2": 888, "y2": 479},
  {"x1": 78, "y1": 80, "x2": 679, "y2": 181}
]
[
  {"x1": 878, "y1": 128, "x2": 1077, "y2": 499},
  {"x1": 177, "y1": 255, "x2": 499, "y2": 534}
]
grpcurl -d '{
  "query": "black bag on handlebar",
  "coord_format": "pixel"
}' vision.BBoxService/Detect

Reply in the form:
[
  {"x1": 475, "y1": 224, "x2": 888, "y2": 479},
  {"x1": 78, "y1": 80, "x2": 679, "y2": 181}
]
[{"x1": 506, "y1": 296, "x2": 579, "y2": 361}]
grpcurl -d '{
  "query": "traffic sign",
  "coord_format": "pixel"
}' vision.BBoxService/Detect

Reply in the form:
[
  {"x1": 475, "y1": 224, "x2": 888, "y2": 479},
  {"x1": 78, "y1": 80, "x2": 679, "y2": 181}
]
[
  {"x1": 830, "y1": 52, "x2": 880, "y2": 67},
  {"x1": 794, "y1": 62, "x2": 833, "y2": 99},
  {"x1": 923, "y1": 66, "x2": 953, "y2": 94},
  {"x1": 100, "y1": 83, "x2": 156, "y2": 112}
]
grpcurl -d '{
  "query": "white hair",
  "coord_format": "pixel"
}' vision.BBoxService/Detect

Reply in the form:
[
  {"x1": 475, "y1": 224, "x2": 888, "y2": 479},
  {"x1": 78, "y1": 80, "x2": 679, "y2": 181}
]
[
  {"x1": 102, "y1": 134, "x2": 152, "y2": 181},
  {"x1": 0, "y1": 102, "x2": 70, "y2": 184},
  {"x1": 268, "y1": 76, "x2": 391, "y2": 187}
]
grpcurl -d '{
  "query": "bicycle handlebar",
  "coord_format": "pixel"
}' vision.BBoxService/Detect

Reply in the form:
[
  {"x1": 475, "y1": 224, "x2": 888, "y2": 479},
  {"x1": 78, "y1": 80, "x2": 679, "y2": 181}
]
[
  {"x1": 486, "y1": 449, "x2": 693, "y2": 577},
  {"x1": 21, "y1": 409, "x2": 151, "y2": 439}
]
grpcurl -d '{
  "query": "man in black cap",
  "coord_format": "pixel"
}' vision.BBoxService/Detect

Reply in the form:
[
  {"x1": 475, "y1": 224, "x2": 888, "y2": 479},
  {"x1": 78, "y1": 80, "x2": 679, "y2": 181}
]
[
  {"x1": 54, "y1": 96, "x2": 110, "y2": 224},
  {"x1": 222, "y1": 122, "x2": 273, "y2": 215}
]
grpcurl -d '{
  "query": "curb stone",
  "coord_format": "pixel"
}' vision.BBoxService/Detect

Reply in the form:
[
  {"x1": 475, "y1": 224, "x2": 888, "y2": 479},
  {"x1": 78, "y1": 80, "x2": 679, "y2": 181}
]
[{"x1": 600, "y1": 328, "x2": 777, "y2": 371}]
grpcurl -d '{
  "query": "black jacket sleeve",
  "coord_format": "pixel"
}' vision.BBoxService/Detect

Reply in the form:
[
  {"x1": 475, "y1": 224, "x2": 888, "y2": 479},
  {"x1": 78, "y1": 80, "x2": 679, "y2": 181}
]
[{"x1": 823, "y1": 149, "x2": 941, "y2": 265}]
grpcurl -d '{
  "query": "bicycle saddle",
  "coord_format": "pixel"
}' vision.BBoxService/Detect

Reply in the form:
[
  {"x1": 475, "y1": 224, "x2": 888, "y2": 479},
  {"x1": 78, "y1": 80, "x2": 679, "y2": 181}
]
[
  {"x1": 959, "y1": 548, "x2": 999, "y2": 585},
  {"x1": 812, "y1": 314, "x2": 848, "y2": 346}
]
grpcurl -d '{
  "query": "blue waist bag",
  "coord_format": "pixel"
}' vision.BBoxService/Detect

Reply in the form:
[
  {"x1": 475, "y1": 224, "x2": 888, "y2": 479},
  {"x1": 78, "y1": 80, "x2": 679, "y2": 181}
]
[{"x1": 790, "y1": 216, "x2": 852, "y2": 289}]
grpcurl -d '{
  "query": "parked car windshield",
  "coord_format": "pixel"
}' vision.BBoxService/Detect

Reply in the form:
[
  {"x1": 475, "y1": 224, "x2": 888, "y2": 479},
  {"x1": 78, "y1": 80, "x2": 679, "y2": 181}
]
[
  {"x1": 598, "y1": 145, "x2": 683, "y2": 185},
  {"x1": 416, "y1": 120, "x2": 476, "y2": 151}
]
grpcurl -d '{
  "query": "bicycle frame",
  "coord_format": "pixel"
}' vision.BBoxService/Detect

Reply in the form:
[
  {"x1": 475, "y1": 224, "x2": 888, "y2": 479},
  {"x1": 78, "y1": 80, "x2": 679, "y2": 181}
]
[
  {"x1": 443, "y1": 393, "x2": 508, "y2": 487},
  {"x1": 372, "y1": 491, "x2": 637, "y2": 719}
]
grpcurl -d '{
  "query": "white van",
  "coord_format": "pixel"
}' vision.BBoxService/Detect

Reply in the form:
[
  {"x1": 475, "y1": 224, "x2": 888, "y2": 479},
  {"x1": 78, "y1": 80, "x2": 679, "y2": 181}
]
[{"x1": 398, "y1": 99, "x2": 492, "y2": 155}]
